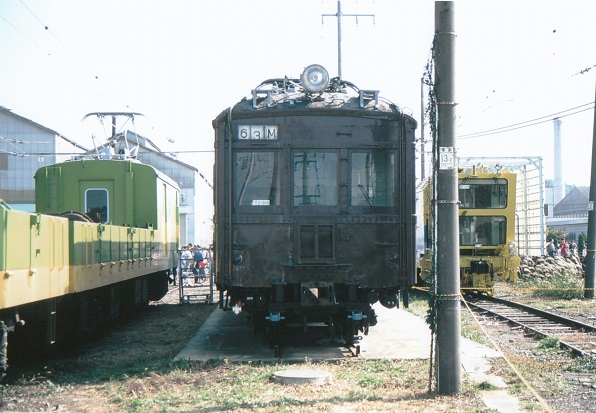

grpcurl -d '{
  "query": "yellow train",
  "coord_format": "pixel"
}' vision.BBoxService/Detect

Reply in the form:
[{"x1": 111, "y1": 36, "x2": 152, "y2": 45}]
[
  {"x1": 0, "y1": 157, "x2": 179, "y2": 377},
  {"x1": 418, "y1": 169, "x2": 520, "y2": 294}
]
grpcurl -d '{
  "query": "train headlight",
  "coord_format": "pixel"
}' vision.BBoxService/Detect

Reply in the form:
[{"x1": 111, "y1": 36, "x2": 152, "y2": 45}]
[
  {"x1": 388, "y1": 253, "x2": 399, "y2": 264},
  {"x1": 232, "y1": 254, "x2": 243, "y2": 265},
  {"x1": 300, "y1": 64, "x2": 330, "y2": 93},
  {"x1": 508, "y1": 242, "x2": 515, "y2": 248}
]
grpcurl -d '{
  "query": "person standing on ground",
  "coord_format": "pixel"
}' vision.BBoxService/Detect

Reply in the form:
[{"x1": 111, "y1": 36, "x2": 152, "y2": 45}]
[
  {"x1": 546, "y1": 238, "x2": 555, "y2": 257},
  {"x1": 559, "y1": 239, "x2": 570, "y2": 257},
  {"x1": 193, "y1": 247, "x2": 204, "y2": 283}
]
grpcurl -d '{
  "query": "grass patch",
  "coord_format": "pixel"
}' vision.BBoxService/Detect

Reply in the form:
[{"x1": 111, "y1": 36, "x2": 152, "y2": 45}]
[
  {"x1": 476, "y1": 381, "x2": 498, "y2": 391},
  {"x1": 460, "y1": 311, "x2": 486, "y2": 344},
  {"x1": 537, "y1": 336, "x2": 560, "y2": 350},
  {"x1": 530, "y1": 274, "x2": 584, "y2": 299},
  {"x1": 94, "y1": 359, "x2": 455, "y2": 412}
]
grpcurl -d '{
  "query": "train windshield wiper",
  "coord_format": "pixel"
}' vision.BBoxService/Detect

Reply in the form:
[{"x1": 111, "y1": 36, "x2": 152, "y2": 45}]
[{"x1": 358, "y1": 184, "x2": 374, "y2": 206}]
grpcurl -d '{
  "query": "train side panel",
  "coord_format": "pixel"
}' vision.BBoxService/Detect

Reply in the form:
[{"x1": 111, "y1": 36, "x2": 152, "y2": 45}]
[
  {"x1": 0, "y1": 208, "x2": 70, "y2": 309},
  {"x1": 67, "y1": 222, "x2": 164, "y2": 292}
]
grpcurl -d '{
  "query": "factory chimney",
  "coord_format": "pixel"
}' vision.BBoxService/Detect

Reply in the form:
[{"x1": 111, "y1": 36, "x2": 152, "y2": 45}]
[{"x1": 553, "y1": 118, "x2": 564, "y2": 205}]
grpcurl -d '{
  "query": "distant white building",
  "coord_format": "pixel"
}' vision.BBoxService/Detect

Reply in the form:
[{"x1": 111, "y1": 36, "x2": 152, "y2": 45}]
[
  {"x1": 0, "y1": 106, "x2": 87, "y2": 211},
  {"x1": 548, "y1": 185, "x2": 589, "y2": 239}
]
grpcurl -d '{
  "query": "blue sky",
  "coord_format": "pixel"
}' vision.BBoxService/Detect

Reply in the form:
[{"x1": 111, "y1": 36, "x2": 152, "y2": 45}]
[{"x1": 1, "y1": 0, "x2": 595, "y2": 191}]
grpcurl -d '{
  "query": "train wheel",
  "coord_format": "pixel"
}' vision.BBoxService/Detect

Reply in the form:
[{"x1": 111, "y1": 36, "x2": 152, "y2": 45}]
[
  {"x1": 0, "y1": 321, "x2": 8, "y2": 380},
  {"x1": 148, "y1": 271, "x2": 169, "y2": 301},
  {"x1": 379, "y1": 292, "x2": 399, "y2": 309}
]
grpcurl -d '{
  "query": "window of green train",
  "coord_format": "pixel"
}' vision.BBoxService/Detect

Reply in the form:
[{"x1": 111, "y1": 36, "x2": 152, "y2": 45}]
[{"x1": 85, "y1": 188, "x2": 109, "y2": 223}]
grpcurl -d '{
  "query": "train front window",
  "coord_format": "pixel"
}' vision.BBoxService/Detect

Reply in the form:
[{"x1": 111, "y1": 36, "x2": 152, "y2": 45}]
[
  {"x1": 351, "y1": 151, "x2": 395, "y2": 206},
  {"x1": 459, "y1": 178, "x2": 508, "y2": 209},
  {"x1": 293, "y1": 152, "x2": 337, "y2": 206},
  {"x1": 235, "y1": 151, "x2": 280, "y2": 206},
  {"x1": 85, "y1": 188, "x2": 109, "y2": 223},
  {"x1": 459, "y1": 216, "x2": 506, "y2": 246}
]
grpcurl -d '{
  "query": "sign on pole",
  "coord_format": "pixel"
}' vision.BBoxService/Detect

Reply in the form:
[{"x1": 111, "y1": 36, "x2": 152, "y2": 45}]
[{"x1": 439, "y1": 147, "x2": 455, "y2": 170}]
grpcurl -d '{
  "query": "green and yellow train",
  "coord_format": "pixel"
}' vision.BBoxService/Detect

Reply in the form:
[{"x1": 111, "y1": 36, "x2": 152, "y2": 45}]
[
  {"x1": 418, "y1": 169, "x2": 520, "y2": 294},
  {"x1": 0, "y1": 157, "x2": 179, "y2": 377}
]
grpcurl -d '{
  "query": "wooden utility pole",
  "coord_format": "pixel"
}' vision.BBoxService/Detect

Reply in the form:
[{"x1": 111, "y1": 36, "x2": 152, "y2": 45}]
[{"x1": 434, "y1": 1, "x2": 461, "y2": 394}]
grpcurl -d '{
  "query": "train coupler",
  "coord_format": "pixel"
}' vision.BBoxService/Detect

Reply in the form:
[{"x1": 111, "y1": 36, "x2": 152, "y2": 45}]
[
  {"x1": 347, "y1": 310, "x2": 367, "y2": 321},
  {"x1": 266, "y1": 312, "x2": 285, "y2": 322}
]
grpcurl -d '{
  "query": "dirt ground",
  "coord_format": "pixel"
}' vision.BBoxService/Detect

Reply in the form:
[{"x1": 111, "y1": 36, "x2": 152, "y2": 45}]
[
  {"x1": 0, "y1": 285, "x2": 594, "y2": 412},
  {"x1": 0, "y1": 287, "x2": 214, "y2": 412}
]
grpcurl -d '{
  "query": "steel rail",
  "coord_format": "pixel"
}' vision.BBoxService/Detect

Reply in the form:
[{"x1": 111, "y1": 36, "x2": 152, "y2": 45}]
[{"x1": 464, "y1": 293, "x2": 596, "y2": 357}]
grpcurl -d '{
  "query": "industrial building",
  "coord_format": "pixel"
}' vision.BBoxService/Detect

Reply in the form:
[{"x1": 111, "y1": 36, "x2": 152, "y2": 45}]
[{"x1": 0, "y1": 106, "x2": 87, "y2": 211}]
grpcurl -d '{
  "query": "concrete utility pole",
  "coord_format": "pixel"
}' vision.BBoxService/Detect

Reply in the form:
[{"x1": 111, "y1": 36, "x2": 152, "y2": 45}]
[
  {"x1": 434, "y1": 1, "x2": 461, "y2": 394},
  {"x1": 421, "y1": 79, "x2": 427, "y2": 180},
  {"x1": 322, "y1": 0, "x2": 374, "y2": 81},
  {"x1": 585, "y1": 83, "x2": 596, "y2": 299}
]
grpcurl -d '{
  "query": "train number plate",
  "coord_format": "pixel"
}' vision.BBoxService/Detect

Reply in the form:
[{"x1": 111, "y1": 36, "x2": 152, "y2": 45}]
[{"x1": 238, "y1": 125, "x2": 278, "y2": 140}]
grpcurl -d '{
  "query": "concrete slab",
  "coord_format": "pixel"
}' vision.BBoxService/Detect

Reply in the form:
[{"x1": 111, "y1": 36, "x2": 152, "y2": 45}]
[
  {"x1": 175, "y1": 304, "x2": 433, "y2": 361},
  {"x1": 481, "y1": 390, "x2": 522, "y2": 413}
]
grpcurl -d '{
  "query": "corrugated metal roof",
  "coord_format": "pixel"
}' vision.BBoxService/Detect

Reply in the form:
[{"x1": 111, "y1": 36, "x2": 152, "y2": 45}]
[
  {"x1": 0, "y1": 106, "x2": 88, "y2": 151},
  {"x1": 554, "y1": 186, "x2": 589, "y2": 216}
]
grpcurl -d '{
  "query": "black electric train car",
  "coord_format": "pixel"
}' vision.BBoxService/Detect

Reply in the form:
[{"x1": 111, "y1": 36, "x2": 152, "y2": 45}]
[{"x1": 212, "y1": 65, "x2": 417, "y2": 344}]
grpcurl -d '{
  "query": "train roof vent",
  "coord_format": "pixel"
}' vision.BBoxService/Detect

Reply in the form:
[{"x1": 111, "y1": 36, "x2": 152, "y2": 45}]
[{"x1": 359, "y1": 90, "x2": 379, "y2": 109}]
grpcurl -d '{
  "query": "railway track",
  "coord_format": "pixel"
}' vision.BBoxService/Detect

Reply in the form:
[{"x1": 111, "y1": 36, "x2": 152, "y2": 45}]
[{"x1": 463, "y1": 294, "x2": 596, "y2": 357}]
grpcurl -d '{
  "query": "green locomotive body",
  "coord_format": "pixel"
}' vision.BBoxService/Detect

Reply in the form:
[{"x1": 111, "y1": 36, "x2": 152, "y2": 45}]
[{"x1": 0, "y1": 158, "x2": 180, "y2": 377}]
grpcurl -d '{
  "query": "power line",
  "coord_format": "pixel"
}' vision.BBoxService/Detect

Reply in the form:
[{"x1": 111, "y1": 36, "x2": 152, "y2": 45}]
[
  {"x1": 1, "y1": 2, "x2": 99, "y2": 81},
  {"x1": 19, "y1": 0, "x2": 77, "y2": 58},
  {"x1": 458, "y1": 102, "x2": 595, "y2": 140},
  {"x1": 0, "y1": 13, "x2": 49, "y2": 55}
]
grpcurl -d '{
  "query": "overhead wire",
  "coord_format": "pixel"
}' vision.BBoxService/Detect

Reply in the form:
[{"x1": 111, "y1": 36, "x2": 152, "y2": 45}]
[
  {"x1": 458, "y1": 101, "x2": 595, "y2": 140},
  {"x1": 0, "y1": 13, "x2": 49, "y2": 56},
  {"x1": 1, "y1": 1, "x2": 100, "y2": 81},
  {"x1": 19, "y1": 0, "x2": 78, "y2": 59}
]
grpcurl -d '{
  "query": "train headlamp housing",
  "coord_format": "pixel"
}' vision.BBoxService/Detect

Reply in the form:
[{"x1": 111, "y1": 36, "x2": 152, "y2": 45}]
[
  {"x1": 232, "y1": 254, "x2": 244, "y2": 265},
  {"x1": 300, "y1": 64, "x2": 330, "y2": 93},
  {"x1": 388, "y1": 253, "x2": 399, "y2": 264}
]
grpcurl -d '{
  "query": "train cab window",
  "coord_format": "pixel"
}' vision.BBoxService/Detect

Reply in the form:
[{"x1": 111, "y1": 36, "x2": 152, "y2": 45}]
[
  {"x1": 85, "y1": 188, "x2": 109, "y2": 223},
  {"x1": 293, "y1": 152, "x2": 337, "y2": 206},
  {"x1": 235, "y1": 151, "x2": 280, "y2": 206},
  {"x1": 459, "y1": 178, "x2": 508, "y2": 209},
  {"x1": 459, "y1": 216, "x2": 506, "y2": 246},
  {"x1": 351, "y1": 151, "x2": 395, "y2": 206}
]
